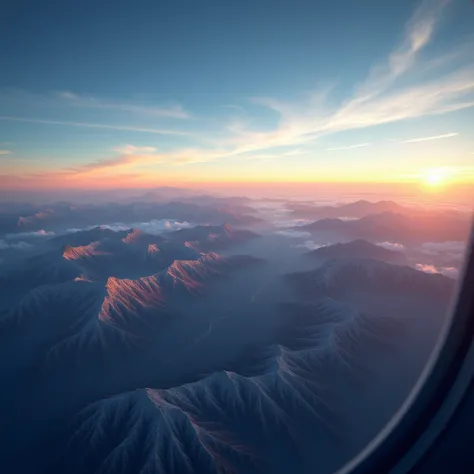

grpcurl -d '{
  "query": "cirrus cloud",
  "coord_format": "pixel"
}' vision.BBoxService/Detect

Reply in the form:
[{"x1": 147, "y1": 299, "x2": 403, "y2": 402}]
[{"x1": 400, "y1": 132, "x2": 459, "y2": 144}]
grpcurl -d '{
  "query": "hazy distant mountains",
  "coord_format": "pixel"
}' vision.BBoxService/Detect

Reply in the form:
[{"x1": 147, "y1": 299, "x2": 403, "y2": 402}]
[
  {"x1": 49, "y1": 226, "x2": 131, "y2": 247},
  {"x1": 167, "y1": 223, "x2": 259, "y2": 251},
  {"x1": 296, "y1": 210, "x2": 470, "y2": 244},
  {"x1": 287, "y1": 199, "x2": 407, "y2": 219},
  {"x1": 0, "y1": 200, "x2": 262, "y2": 235},
  {"x1": 305, "y1": 239, "x2": 406, "y2": 264}
]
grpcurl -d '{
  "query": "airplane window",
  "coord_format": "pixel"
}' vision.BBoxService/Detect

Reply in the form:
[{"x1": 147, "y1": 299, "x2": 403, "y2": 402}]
[{"x1": 0, "y1": 0, "x2": 472, "y2": 473}]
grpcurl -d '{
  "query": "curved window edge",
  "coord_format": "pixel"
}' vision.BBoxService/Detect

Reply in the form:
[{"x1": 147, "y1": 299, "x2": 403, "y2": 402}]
[{"x1": 337, "y1": 222, "x2": 474, "y2": 474}]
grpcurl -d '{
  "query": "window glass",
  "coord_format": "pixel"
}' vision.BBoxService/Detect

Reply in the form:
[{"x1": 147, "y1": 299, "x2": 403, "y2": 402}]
[{"x1": 0, "y1": 1, "x2": 472, "y2": 473}]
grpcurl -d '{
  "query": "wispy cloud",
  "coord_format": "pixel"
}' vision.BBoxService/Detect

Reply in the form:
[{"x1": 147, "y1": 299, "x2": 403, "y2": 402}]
[
  {"x1": 0, "y1": 116, "x2": 194, "y2": 137},
  {"x1": 400, "y1": 132, "x2": 459, "y2": 143},
  {"x1": 351, "y1": 0, "x2": 449, "y2": 102},
  {"x1": 68, "y1": 146, "x2": 230, "y2": 176},
  {"x1": 220, "y1": 104, "x2": 245, "y2": 114},
  {"x1": 57, "y1": 91, "x2": 189, "y2": 119},
  {"x1": 325, "y1": 143, "x2": 371, "y2": 152},
  {"x1": 3, "y1": 0, "x2": 473, "y2": 185},
  {"x1": 114, "y1": 145, "x2": 158, "y2": 155},
  {"x1": 0, "y1": 150, "x2": 11, "y2": 155},
  {"x1": 230, "y1": 0, "x2": 472, "y2": 155}
]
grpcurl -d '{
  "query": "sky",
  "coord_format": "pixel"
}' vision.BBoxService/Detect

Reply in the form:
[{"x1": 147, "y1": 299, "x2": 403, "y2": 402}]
[{"x1": 0, "y1": 0, "x2": 473, "y2": 194}]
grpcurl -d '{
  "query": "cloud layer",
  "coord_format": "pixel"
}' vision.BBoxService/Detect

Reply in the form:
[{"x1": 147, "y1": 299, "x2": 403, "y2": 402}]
[
  {"x1": 415, "y1": 263, "x2": 459, "y2": 279},
  {"x1": 67, "y1": 220, "x2": 193, "y2": 235}
]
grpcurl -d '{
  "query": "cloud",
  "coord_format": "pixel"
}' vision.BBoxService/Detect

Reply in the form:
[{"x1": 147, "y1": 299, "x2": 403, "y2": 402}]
[
  {"x1": 325, "y1": 143, "x2": 371, "y2": 152},
  {"x1": 273, "y1": 218, "x2": 312, "y2": 228},
  {"x1": 350, "y1": 0, "x2": 448, "y2": 101},
  {"x1": 57, "y1": 91, "x2": 189, "y2": 119},
  {"x1": 400, "y1": 132, "x2": 459, "y2": 143},
  {"x1": 420, "y1": 241, "x2": 466, "y2": 253},
  {"x1": 114, "y1": 145, "x2": 158, "y2": 155},
  {"x1": 415, "y1": 263, "x2": 441, "y2": 274},
  {"x1": 294, "y1": 241, "x2": 328, "y2": 251},
  {"x1": 338, "y1": 217, "x2": 360, "y2": 222},
  {"x1": 11, "y1": 241, "x2": 32, "y2": 249},
  {"x1": 0, "y1": 150, "x2": 11, "y2": 155},
  {"x1": 233, "y1": 0, "x2": 472, "y2": 156},
  {"x1": 68, "y1": 146, "x2": 234, "y2": 176},
  {"x1": 0, "y1": 116, "x2": 194, "y2": 137},
  {"x1": 67, "y1": 220, "x2": 193, "y2": 235},
  {"x1": 440, "y1": 266, "x2": 460, "y2": 279},
  {"x1": 275, "y1": 229, "x2": 312, "y2": 239},
  {"x1": 5, "y1": 229, "x2": 55, "y2": 240},
  {"x1": 415, "y1": 263, "x2": 459, "y2": 279},
  {"x1": 221, "y1": 104, "x2": 245, "y2": 114},
  {"x1": 377, "y1": 241, "x2": 406, "y2": 252},
  {"x1": 420, "y1": 241, "x2": 466, "y2": 260},
  {"x1": 0, "y1": 239, "x2": 32, "y2": 250},
  {"x1": 4, "y1": 0, "x2": 473, "y2": 183}
]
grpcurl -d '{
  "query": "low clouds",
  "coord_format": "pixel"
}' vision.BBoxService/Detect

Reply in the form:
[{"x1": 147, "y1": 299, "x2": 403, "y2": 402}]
[
  {"x1": 5, "y1": 230, "x2": 55, "y2": 240},
  {"x1": 67, "y1": 220, "x2": 193, "y2": 235},
  {"x1": 273, "y1": 218, "x2": 312, "y2": 228},
  {"x1": 420, "y1": 241, "x2": 466, "y2": 261},
  {"x1": 412, "y1": 240, "x2": 467, "y2": 279},
  {"x1": 294, "y1": 241, "x2": 328, "y2": 251},
  {"x1": 377, "y1": 241, "x2": 406, "y2": 252},
  {"x1": 251, "y1": 202, "x2": 312, "y2": 229},
  {"x1": 420, "y1": 241, "x2": 466, "y2": 254},
  {"x1": 338, "y1": 217, "x2": 360, "y2": 222},
  {"x1": 415, "y1": 263, "x2": 459, "y2": 279},
  {"x1": 275, "y1": 229, "x2": 312, "y2": 239},
  {"x1": 0, "y1": 239, "x2": 32, "y2": 250},
  {"x1": 0, "y1": 150, "x2": 11, "y2": 155},
  {"x1": 107, "y1": 220, "x2": 193, "y2": 234}
]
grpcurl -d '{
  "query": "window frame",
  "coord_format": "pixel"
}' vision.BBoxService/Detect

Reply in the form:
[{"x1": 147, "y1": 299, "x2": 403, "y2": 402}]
[{"x1": 337, "y1": 224, "x2": 474, "y2": 474}]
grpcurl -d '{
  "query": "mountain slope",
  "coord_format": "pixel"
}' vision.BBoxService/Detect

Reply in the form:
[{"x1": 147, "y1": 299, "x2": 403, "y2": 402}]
[
  {"x1": 288, "y1": 200, "x2": 407, "y2": 219},
  {"x1": 287, "y1": 257, "x2": 455, "y2": 301},
  {"x1": 168, "y1": 223, "x2": 259, "y2": 251},
  {"x1": 297, "y1": 210, "x2": 470, "y2": 244},
  {"x1": 305, "y1": 239, "x2": 405, "y2": 263}
]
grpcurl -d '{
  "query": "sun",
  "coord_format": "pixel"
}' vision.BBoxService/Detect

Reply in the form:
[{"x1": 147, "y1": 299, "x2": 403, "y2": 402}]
[{"x1": 421, "y1": 168, "x2": 452, "y2": 188}]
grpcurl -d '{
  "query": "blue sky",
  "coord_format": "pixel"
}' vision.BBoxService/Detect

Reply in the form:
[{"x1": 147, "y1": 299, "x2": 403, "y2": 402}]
[{"x1": 0, "y1": 0, "x2": 473, "y2": 188}]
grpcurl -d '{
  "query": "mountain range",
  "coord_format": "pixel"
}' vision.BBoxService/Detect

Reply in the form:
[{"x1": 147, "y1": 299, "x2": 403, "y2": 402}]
[
  {"x1": 0, "y1": 198, "x2": 464, "y2": 474},
  {"x1": 305, "y1": 239, "x2": 406, "y2": 263},
  {"x1": 297, "y1": 211, "x2": 470, "y2": 244},
  {"x1": 0, "y1": 200, "x2": 262, "y2": 235},
  {"x1": 287, "y1": 199, "x2": 407, "y2": 219}
]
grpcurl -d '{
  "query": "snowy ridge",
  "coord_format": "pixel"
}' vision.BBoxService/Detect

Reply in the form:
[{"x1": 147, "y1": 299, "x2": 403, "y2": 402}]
[{"x1": 48, "y1": 295, "x2": 406, "y2": 474}]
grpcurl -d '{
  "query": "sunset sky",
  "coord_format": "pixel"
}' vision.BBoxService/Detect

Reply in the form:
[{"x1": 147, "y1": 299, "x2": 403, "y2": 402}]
[{"x1": 1, "y1": 0, "x2": 473, "y2": 191}]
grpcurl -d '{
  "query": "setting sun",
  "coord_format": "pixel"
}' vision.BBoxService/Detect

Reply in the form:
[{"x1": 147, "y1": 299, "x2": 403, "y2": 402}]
[{"x1": 422, "y1": 168, "x2": 452, "y2": 188}]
